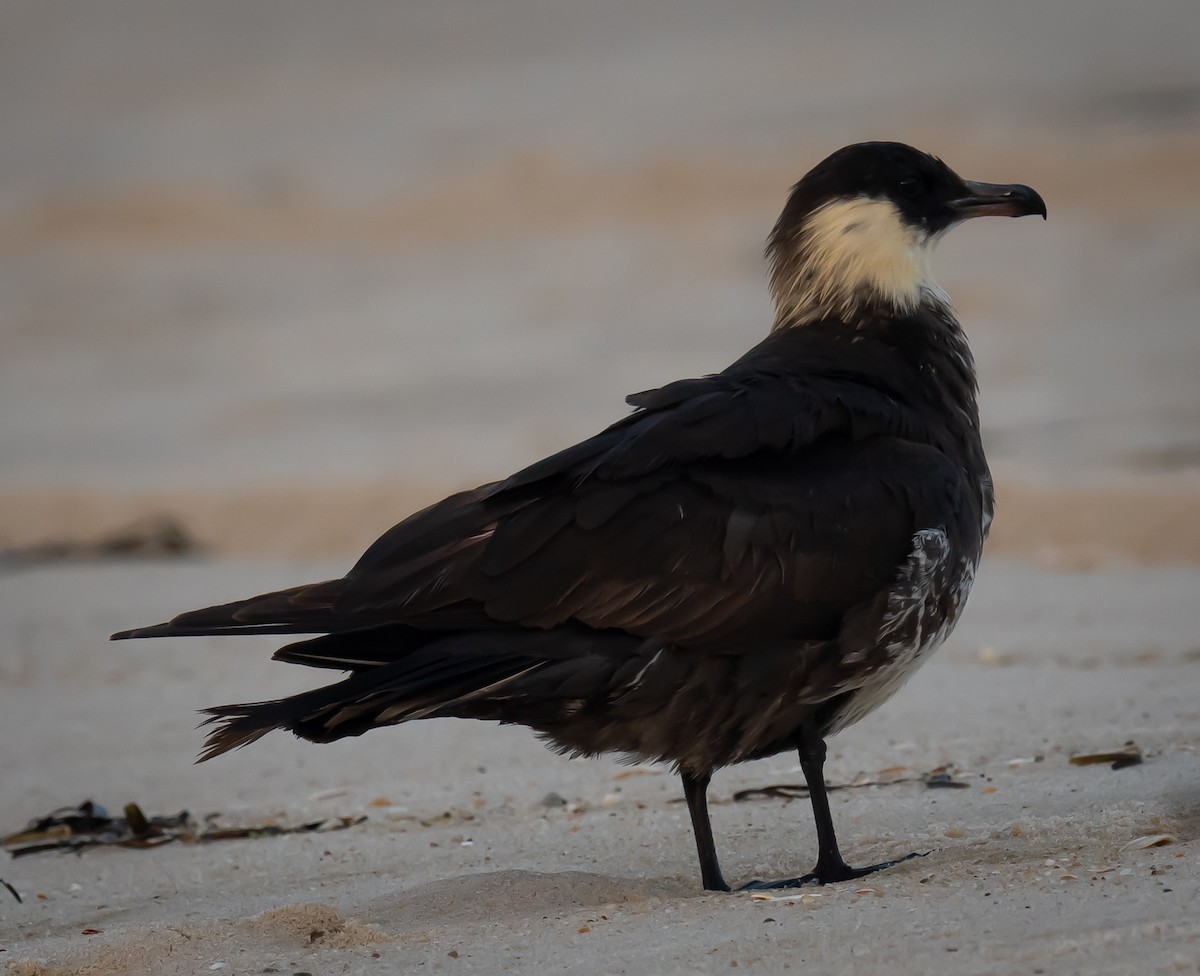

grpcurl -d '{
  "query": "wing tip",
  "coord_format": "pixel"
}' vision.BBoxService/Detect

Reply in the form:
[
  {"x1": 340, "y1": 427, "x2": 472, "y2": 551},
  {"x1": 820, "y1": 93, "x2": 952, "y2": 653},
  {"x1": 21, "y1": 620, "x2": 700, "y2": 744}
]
[{"x1": 110, "y1": 623, "x2": 172, "y2": 641}]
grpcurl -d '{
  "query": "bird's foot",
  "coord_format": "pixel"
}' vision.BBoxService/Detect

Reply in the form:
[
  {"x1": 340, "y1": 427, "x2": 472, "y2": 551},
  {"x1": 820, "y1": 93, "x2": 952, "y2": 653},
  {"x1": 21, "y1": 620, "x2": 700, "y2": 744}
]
[{"x1": 737, "y1": 850, "x2": 928, "y2": 890}]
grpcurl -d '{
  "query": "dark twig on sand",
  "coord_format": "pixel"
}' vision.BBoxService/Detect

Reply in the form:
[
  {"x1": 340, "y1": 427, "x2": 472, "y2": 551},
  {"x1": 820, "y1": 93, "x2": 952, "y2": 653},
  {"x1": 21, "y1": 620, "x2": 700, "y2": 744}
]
[
  {"x1": 3, "y1": 800, "x2": 366, "y2": 859},
  {"x1": 732, "y1": 766, "x2": 970, "y2": 802}
]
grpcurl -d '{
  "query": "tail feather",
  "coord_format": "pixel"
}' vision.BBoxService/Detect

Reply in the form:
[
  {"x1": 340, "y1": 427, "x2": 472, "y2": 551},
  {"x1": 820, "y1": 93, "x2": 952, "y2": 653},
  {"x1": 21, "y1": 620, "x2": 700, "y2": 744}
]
[
  {"x1": 197, "y1": 625, "x2": 654, "y2": 761},
  {"x1": 198, "y1": 649, "x2": 542, "y2": 761}
]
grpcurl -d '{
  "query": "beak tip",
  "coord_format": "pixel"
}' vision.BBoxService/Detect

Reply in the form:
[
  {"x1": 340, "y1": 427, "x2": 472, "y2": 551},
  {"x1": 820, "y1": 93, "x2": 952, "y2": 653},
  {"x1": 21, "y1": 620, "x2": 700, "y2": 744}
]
[
  {"x1": 1024, "y1": 186, "x2": 1048, "y2": 221},
  {"x1": 1006, "y1": 183, "x2": 1047, "y2": 221}
]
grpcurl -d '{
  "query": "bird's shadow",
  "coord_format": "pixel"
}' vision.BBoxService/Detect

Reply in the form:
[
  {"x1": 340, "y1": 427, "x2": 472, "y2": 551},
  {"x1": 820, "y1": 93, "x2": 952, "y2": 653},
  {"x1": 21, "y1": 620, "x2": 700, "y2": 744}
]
[{"x1": 356, "y1": 869, "x2": 696, "y2": 930}]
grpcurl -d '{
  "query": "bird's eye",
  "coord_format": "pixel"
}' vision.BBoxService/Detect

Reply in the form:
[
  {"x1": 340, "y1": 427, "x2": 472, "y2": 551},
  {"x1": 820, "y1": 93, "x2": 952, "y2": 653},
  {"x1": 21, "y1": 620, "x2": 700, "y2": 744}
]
[{"x1": 898, "y1": 179, "x2": 921, "y2": 198}]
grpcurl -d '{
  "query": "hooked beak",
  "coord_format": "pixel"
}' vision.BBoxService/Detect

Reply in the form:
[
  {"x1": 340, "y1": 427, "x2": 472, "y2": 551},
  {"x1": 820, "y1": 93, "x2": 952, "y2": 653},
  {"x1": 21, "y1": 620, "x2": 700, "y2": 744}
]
[{"x1": 949, "y1": 180, "x2": 1047, "y2": 220}]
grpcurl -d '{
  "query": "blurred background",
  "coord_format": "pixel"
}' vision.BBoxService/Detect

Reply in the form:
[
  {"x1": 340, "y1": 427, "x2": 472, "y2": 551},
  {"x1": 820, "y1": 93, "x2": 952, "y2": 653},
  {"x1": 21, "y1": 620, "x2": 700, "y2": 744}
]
[{"x1": 2, "y1": 0, "x2": 1199, "y2": 567}]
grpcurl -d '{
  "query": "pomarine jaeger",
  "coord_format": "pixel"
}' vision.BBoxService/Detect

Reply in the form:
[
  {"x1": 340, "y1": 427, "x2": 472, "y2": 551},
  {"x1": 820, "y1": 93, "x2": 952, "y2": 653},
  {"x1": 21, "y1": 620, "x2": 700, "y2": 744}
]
[{"x1": 114, "y1": 142, "x2": 1046, "y2": 891}]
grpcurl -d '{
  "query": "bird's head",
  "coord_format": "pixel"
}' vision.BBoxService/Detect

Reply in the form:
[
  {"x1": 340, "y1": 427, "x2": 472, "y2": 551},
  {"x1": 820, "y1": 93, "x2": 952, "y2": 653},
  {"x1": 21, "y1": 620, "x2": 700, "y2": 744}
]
[{"x1": 767, "y1": 142, "x2": 1046, "y2": 328}]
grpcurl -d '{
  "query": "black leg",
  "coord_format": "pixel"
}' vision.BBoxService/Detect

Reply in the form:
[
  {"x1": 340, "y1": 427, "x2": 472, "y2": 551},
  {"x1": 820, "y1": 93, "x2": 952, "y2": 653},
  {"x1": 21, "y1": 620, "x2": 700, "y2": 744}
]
[
  {"x1": 738, "y1": 721, "x2": 926, "y2": 890},
  {"x1": 797, "y1": 721, "x2": 860, "y2": 881},
  {"x1": 681, "y1": 770, "x2": 730, "y2": 892}
]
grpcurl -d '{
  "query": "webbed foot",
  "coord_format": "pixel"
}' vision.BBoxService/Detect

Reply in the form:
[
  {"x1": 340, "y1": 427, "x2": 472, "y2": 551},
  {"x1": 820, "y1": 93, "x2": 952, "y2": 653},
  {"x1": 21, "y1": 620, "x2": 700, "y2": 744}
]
[{"x1": 737, "y1": 850, "x2": 928, "y2": 890}]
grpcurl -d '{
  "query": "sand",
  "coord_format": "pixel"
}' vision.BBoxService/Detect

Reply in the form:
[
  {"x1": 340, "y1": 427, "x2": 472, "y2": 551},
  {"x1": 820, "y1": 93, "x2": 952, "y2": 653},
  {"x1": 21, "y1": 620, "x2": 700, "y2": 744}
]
[
  {"x1": 2, "y1": 1, "x2": 1200, "y2": 973},
  {"x1": 2, "y1": 558, "x2": 1199, "y2": 975}
]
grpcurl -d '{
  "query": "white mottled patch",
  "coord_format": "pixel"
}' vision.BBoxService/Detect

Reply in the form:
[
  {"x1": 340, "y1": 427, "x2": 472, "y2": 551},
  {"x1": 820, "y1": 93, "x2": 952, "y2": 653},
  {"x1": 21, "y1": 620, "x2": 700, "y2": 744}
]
[
  {"x1": 832, "y1": 527, "x2": 977, "y2": 731},
  {"x1": 770, "y1": 197, "x2": 943, "y2": 327}
]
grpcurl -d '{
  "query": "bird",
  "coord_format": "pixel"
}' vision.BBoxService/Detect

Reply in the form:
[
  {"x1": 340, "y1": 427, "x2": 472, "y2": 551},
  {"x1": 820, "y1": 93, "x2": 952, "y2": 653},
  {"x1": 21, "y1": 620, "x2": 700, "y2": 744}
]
[{"x1": 113, "y1": 142, "x2": 1045, "y2": 892}]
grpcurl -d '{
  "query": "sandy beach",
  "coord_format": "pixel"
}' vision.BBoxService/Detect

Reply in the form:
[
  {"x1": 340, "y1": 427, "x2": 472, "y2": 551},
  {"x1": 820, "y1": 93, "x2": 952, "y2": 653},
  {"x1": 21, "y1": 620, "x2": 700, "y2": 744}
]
[
  {"x1": 3, "y1": 557, "x2": 1200, "y2": 975},
  {"x1": 2, "y1": 2, "x2": 1199, "y2": 973}
]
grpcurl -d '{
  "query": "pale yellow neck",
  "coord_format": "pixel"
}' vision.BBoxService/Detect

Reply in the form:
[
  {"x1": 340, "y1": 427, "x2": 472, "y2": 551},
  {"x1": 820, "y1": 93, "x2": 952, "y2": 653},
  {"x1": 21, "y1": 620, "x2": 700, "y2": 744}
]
[{"x1": 769, "y1": 198, "x2": 942, "y2": 328}]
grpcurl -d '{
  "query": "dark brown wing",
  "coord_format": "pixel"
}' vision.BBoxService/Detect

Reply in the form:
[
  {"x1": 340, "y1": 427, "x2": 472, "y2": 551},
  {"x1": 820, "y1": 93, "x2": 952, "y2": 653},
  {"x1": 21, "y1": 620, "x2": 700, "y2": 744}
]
[
  {"x1": 115, "y1": 326, "x2": 973, "y2": 651},
  {"x1": 332, "y1": 420, "x2": 966, "y2": 655}
]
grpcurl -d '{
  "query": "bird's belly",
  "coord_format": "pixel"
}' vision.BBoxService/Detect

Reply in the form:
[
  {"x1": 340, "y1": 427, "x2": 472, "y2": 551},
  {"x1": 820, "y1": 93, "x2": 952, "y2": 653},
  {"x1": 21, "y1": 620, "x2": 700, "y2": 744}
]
[{"x1": 825, "y1": 629, "x2": 945, "y2": 733}]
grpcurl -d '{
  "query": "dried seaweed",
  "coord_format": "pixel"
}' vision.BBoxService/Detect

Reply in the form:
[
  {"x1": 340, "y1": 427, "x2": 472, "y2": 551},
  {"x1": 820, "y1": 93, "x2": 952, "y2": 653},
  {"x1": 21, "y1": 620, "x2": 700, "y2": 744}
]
[
  {"x1": 1068, "y1": 742, "x2": 1143, "y2": 770},
  {"x1": 924, "y1": 769, "x2": 971, "y2": 790},
  {"x1": 3, "y1": 800, "x2": 366, "y2": 858}
]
